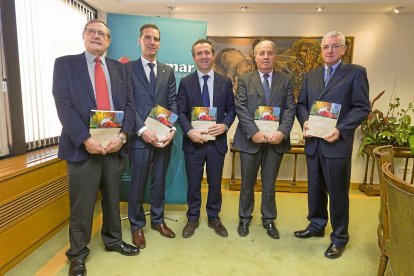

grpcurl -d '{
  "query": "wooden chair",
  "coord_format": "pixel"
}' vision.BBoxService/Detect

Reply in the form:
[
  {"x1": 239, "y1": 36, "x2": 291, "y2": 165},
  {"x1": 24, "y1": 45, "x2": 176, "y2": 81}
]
[
  {"x1": 373, "y1": 145, "x2": 394, "y2": 276},
  {"x1": 382, "y1": 162, "x2": 414, "y2": 276}
]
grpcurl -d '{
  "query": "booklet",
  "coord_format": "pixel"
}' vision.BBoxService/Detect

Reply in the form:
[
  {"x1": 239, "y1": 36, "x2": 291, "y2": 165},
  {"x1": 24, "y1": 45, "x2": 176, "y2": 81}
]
[
  {"x1": 191, "y1": 107, "x2": 217, "y2": 141},
  {"x1": 306, "y1": 100, "x2": 341, "y2": 138},
  {"x1": 144, "y1": 104, "x2": 178, "y2": 142},
  {"x1": 254, "y1": 106, "x2": 280, "y2": 137},
  {"x1": 89, "y1": 110, "x2": 124, "y2": 146}
]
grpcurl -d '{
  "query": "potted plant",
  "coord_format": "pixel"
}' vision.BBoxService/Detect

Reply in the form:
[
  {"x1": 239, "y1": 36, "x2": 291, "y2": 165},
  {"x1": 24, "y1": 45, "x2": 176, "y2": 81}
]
[{"x1": 358, "y1": 89, "x2": 414, "y2": 156}]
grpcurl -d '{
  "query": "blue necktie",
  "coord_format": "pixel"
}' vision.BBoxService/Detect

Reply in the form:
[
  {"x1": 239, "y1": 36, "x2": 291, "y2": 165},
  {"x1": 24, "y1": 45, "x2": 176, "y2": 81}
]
[
  {"x1": 202, "y1": 75, "x2": 210, "y2": 107},
  {"x1": 148, "y1": 63, "x2": 156, "y2": 94},
  {"x1": 263, "y1": 73, "x2": 270, "y2": 105},
  {"x1": 324, "y1": 67, "x2": 333, "y2": 87}
]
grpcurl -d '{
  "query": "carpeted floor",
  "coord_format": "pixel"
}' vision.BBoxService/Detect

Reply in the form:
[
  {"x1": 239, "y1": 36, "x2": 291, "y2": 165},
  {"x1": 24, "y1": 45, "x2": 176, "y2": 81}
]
[{"x1": 6, "y1": 189, "x2": 380, "y2": 276}]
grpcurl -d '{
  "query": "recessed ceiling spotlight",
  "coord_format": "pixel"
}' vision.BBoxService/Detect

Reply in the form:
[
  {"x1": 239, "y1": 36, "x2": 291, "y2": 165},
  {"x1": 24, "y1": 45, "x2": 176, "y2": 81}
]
[
  {"x1": 167, "y1": 6, "x2": 176, "y2": 14},
  {"x1": 317, "y1": 6, "x2": 324, "y2": 12},
  {"x1": 241, "y1": 6, "x2": 247, "y2": 12},
  {"x1": 394, "y1": 6, "x2": 404, "y2": 14}
]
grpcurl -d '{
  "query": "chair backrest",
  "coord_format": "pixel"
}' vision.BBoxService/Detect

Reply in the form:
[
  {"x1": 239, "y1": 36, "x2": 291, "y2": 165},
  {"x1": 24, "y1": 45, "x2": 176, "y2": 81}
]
[
  {"x1": 382, "y1": 162, "x2": 414, "y2": 276},
  {"x1": 373, "y1": 146, "x2": 394, "y2": 254}
]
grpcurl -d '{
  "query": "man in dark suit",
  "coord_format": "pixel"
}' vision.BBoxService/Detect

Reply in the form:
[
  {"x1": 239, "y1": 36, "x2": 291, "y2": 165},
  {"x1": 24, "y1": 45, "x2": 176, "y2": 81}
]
[
  {"x1": 295, "y1": 31, "x2": 370, "y2": 259},
  {"x1": 233, "y1": 40, "x2": 296, "y2": 239},
  {"x1": 52, "y1": 19, "x2": 139, "y2": 276},
  {"x1": 128, "y1": 24, "x2": 177, "y2": 249},
  {"x1": 177, "y1": 39, "x2": 235, "y2": 238}
]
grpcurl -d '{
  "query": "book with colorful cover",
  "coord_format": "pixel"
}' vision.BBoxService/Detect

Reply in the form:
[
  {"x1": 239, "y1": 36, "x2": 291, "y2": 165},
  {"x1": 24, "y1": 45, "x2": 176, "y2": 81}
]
[
  {"x1": 307, "y1": 100, "x2": 341, "y2": 138},
  {"x1": 191, "y1": 107, "x2": 217, "y2": 141},
  {"x1": 89, "y1": 110, "x2": 124, "y2": 146},
  {"x1": 254, "y1": 106, "x2": 280, "y2": 136},
  {"x1": 144, "y1": 104, "x2": 178, "y2": 141}
]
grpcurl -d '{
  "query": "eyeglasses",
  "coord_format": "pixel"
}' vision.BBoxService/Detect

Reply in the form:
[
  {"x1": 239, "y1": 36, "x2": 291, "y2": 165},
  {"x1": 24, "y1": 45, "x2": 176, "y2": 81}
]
[
  {"x1": 321, "y1": 44, "x2": 344, "y2": 51},
  {"x1": 85, "y1": 28, "x2": 109, "y2": 39}
]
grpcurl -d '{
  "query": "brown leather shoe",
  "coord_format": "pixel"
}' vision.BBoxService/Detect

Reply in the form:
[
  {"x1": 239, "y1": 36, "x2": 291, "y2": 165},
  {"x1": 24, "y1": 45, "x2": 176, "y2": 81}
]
[
  {"x1": 151, "y1": 223, "x2": 176, "y2": 238},
  {"x1": 208, "y1": 218, "x2": 228, "y2": 237},
  {"x1": 182, "y1": 221, "x2": 199, "y2": 238},
  {"x1": 132, "y1": 229, "x2": 146, "y2": 249}
]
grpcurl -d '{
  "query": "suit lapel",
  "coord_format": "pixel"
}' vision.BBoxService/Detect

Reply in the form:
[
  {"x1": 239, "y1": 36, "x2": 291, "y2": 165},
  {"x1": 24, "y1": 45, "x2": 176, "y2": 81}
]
[
  {"x1": 252, "y1": 72, "x2": 266, "y2": 103},
  {"x1": 212, "y1": 73, "x2": 221, "y2": 107},
  {"x1": 133, "y1": 58, "x2": 154, "y2": 98},
  {"x1": 75, "y1": 53, "x2": 95, "y2": 105},
  {"x1": 190, "y1": 72, "x2": 204, "y2": 106},
  {"x1": 267, "y1": 71, "x2": 283, "y2": 105}
]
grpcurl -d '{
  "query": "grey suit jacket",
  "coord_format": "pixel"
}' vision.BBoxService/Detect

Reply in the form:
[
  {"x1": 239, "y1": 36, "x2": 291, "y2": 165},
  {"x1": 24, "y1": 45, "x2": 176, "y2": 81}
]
[
  {"x1": 128, "y1": 58, "x2": 177, "y2": 149},
  {"x1": 233, "y1": 70, "x2": 296, "y2": 154}
]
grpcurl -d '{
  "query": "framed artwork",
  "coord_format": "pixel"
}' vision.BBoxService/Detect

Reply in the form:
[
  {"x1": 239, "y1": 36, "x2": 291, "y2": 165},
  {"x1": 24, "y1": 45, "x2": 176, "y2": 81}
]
[{"x1": 208, "y1": 36, "x2": 354, "y2": 100}]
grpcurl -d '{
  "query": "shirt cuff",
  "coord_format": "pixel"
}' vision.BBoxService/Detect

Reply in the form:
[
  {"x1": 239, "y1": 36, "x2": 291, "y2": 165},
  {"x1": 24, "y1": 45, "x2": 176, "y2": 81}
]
[
  {"x1": 137, "y1": 126, "x2": 148, "y2": 137},
  {"x1": 171, "y1": 126, "x2": 176, "y2": 132}
]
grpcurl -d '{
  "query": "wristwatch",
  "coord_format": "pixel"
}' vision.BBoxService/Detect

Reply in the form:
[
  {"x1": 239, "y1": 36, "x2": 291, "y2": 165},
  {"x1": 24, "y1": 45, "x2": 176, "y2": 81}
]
[{"x1": 118, "y1": 132, "x2": 127, "y2": 144}]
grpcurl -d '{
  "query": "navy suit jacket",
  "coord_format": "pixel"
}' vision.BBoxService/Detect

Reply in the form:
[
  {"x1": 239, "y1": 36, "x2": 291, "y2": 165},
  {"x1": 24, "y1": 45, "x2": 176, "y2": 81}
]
[
  {"x1": 233, "y1": 70, "x2": 296, "y2": 154},
  {"x1": 128, "y1": 58, "x2": 177, "y2": 149},
  {"x1": 52, "y1": 52, "x2": 135, "y2": 162},
  {"x1": 177, "y1": 71, "x2": 236, "y2": 155},
  {"x1": 296, "y1": 62, "x2": 370, "y2": 158}
]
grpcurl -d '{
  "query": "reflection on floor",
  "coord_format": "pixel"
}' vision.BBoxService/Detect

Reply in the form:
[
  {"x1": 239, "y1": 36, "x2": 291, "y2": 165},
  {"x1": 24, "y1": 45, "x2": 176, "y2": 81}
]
[{"x1": 7, "y1": 190, "x2": 380, "y2": 276}]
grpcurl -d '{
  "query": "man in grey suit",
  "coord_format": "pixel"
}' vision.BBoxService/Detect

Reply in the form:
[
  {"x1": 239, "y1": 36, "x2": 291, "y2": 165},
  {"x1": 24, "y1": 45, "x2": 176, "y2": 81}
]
[
  {"x1": 128, "y1": 24, "x2": 177, "y2": 250},
  {"x1": 295, "y1": 31, "x2": 370, "y2": 259},
  {"x1": 233, "y1": 40, "x2": 296, "y2": 239}
]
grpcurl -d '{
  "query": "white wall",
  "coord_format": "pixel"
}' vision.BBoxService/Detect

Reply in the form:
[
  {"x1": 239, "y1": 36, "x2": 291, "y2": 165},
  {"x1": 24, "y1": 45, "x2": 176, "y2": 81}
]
[{"x1": 106, "y1": 11, "x2": 414, "y2": 183}]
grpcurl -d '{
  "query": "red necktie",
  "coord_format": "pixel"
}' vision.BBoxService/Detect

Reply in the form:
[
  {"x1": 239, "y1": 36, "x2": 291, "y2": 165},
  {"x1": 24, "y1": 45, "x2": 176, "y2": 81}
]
[{"x1": 95, "y1": 57, "x2": 110, "y2": 110}]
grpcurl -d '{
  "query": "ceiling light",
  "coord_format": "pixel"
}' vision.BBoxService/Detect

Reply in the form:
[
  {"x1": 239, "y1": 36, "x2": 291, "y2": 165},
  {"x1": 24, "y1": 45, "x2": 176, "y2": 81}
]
[
  {"x1": 394, "y1": 7, "x2": 400, "y2": 14},
  {"x1": 317, "y1": 6, "x2": 324, "y2": 12},
  {"x1": 241, "y1": 6, "x2": 247, "y2": 12},
  {"x1": 167, "y1": 6, "x2": 176, "y2": 14}
]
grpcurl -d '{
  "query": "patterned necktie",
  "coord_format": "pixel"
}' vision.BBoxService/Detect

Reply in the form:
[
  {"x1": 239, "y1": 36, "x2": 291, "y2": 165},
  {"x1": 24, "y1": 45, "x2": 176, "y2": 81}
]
[
  {"x1": 202, "y1": 75, "x2": 210, "y2": 107},
  {"x1": 263, "y1": 73, "x2": 270, "y2": 105},
  {"x1": 325, "y1": 66, "x2": 333, "y2": 87},
  {"x1": 148, "y1": 62, "x2": 156, "y2": 94},
  {"x1": 94, "y1": 57, "x2": 110, "y2": 110}
]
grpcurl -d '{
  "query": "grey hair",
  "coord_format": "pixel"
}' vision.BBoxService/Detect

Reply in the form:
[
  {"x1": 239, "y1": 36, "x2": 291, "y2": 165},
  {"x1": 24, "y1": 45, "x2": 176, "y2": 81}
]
[
  {"x1": 253, "y1": 40, "x2": 278, "y2": 56},
  {"x1": 322, "y1": 31, "x2": 345, "y2": 45}
]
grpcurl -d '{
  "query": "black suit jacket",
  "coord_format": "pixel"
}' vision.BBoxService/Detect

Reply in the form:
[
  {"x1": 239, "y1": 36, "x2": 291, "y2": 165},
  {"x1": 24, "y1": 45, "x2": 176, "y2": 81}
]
[
  {"x1": 296, "y1": 62, "x2": 370, "y2": 158},
  {"x1": 177, "y1": 71, "x2": 235, "y2": 155},
  {"x1": 233, "y1": 70, "x2": 296, "y2": 154},
  {"x1": 52, "y1": 52, "x2": 135, "y2": 161}
]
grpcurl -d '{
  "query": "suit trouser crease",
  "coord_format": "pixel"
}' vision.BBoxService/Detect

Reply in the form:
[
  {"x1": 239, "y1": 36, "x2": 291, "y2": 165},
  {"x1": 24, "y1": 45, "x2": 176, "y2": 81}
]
[
  {"x1": 128, "y1": 144, "x2": 171, "y2": 232},
  {"x1": 184, "y1": 142, "x2": 224, "y2": 221},
  {"x1": 306, "y1": 146, "x2": 351, "y2": 246},
  {"x1": 66, "y1": 154, "x2": 123, "y2": 260},
  {"x1": 239, "y1": 146, "x2": 283, "y2": 224}
]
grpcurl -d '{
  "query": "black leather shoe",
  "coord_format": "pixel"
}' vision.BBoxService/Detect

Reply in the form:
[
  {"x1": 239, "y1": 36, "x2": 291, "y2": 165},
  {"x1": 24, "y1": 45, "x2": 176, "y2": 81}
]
[
  {"x1": 294, "y1": 228, "x2": 325, "y2": 238},
  {"x1": 182, "y1": 221, "x2": 199, "y2": 238},
  {"x1": 324, "y1": 243, "x2": 345, "y2": 259},
  {"x1": 208, "y1": 218, "x2": 228, "y2": 237},
  {"x1": 237, "y1": 222, "x2": 249, "y2": 237},
  {"x1": 69, "y1": 259, "x2": 86, "y2": 276},
  {"x1": 263, "y1": 222, "x2": 280, "y2": 239},
  {"x1": 105, "y1": 242, "x2": 140, "y2": 256}
]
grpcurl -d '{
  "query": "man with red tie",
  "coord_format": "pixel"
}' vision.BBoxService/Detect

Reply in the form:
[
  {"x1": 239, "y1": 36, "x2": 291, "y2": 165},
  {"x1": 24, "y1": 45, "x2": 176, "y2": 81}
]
[{"x1": 53, "y1": 19, "x2": 138, "y2": 276}]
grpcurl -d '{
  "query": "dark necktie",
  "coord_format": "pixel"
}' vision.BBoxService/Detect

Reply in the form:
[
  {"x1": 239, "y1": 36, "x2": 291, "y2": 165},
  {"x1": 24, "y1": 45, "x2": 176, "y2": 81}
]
[
  {"x1": 148, "y1": 62, "x2": 156, "y2": 94},
  {"x1": 94, "y1": 57, "x2": 110, "y2": 110},
  {"x1": 202, "y1": 75, "x2": 210, "y2": 107},
  {"x1": 263, "y1": 73, "x2": 270, "y2": 105},
  {"x1": 325, "y1": 66, "x2": 333, "y2": 87}
]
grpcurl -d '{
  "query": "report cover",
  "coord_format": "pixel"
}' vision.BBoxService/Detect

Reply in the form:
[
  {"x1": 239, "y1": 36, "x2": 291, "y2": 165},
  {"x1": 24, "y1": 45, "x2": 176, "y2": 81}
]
[
  {"x1": 89, "y1": 110, "x2": 124, "y2": 146},
  {"x1": 307, "y1": 101, "x2": 341, "y2": 138},
  {"x1": 191, "y1": 107, "x2": 217, "y2": 141},
  {"x1": 254, "y1": 106, "x2": 280, "y2": 136},
  {"x1": 144, "y1": 104, "x2": 178, "y2": 141}
]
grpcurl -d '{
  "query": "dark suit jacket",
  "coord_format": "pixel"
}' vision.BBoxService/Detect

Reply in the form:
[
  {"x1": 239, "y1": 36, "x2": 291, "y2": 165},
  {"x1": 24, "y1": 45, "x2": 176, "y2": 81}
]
[
  {"x1": 233, "y1": 70, "x2": 296, "y2": 154},
  {"x1": 296, "y1": 62, "x2": 370, "y2": 158},
  {"x1": 177, "y1": 71, "x2": 236, "y2": 155},
  {"x1": 52, "y1": 52, "x2": 135, "y2": 162},
  {"x1": 128, "y1": 58, "x2": 177, "y2": 149}
]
